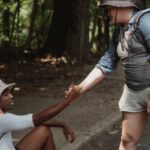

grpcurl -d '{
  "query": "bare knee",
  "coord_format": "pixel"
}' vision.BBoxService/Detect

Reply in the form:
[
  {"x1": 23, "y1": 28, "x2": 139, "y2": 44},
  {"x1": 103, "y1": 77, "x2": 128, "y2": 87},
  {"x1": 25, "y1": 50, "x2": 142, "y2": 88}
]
[
  {"x1": 16, "y1": 126, "x2": 55, "y2": 150},
  {"x1": 35, "y1": 125, "x2": 53, "y2": 138},
  {"x1": 121, "y1": 133, "x2": 138, "y2": 147}
]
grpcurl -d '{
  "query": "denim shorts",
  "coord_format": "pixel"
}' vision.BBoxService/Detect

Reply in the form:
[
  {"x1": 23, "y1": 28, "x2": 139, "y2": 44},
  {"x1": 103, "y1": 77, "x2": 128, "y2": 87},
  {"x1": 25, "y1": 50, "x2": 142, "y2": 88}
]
[{"x1": 119, "y1": 85, "x2": 150, "y2": 112}]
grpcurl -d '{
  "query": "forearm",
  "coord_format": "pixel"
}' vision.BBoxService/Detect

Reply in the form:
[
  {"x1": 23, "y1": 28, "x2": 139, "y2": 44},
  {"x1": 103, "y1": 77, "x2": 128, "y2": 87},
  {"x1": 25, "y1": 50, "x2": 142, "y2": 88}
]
[
  {"x1": 33, "y1": 99, "x2": 71, "y2": 126},
  {"x1": 79, "y1": 67, "x2": 105, "y2": 93},
  {"x1": 43, "y1": 119, "x2": 75, "y2": 143},
  {"x1": 42, "y1": 119, "x2": 67, "y2": 128}
]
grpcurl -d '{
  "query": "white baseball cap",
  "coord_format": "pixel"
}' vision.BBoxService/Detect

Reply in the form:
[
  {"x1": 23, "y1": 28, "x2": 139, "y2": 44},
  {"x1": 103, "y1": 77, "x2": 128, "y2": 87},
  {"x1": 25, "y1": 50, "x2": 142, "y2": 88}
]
[{"x1": 0, "y1": 80, "x2": 15, "y2": 96}]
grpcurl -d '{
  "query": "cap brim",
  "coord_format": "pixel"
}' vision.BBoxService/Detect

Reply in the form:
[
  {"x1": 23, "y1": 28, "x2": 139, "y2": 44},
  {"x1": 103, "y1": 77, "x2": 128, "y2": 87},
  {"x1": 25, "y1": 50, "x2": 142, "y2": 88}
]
[
  {"x1": 5, "y1": 83, "x2": 16, "y2": 90},
  {"x1": 0, "y1": 83, "x2": 15, "y2": 95}
]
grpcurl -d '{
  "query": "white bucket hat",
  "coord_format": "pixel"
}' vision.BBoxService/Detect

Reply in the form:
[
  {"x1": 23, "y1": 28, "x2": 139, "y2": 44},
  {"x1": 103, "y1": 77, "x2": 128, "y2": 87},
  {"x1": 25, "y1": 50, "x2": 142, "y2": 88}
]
[
  {"x1": 0, "y1": 80, "x2": 15, "y2": 96},
  {"x1": 100, "y1": 0, "x2": 140, "y2": 9}
]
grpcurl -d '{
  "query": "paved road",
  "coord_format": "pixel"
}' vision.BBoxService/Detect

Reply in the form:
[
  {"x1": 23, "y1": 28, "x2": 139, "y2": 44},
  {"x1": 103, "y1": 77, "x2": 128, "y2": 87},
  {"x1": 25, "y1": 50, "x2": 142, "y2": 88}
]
[{"x1": 81, "y1": 119, "x2": 150, "y2": 150}]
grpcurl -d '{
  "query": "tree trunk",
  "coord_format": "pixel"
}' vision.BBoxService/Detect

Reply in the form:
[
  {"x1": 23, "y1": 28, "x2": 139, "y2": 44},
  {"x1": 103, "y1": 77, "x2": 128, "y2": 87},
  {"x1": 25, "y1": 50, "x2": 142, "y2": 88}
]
[
  {"x1": 10, "y1": 0, "x2": 20, "y2": 47},
  {"x1": 41, "y1": 0, "x2": 90, "y2": 63},
  {"x1": 2, "y1": 0, "x2": 10, "y2": 47},
  {"x1": 25, "y1": 0, "x2": 38, "y2": 48},
  {"x1": 2, "y1": 0, "x2": 10, "y2": 37},
  {"x1": 65, "y1": 0, "x2": 90, "y2": 63},
  {"x1": 41, "y1": 0, "x2": 70, "y2": 56}
]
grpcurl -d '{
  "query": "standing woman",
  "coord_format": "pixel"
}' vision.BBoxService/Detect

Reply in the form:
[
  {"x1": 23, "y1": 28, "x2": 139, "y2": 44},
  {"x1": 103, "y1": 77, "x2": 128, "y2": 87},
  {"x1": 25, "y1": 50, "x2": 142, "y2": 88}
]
[{"x1": 65, "y1": 0, "x2": 150, "y2": 150}]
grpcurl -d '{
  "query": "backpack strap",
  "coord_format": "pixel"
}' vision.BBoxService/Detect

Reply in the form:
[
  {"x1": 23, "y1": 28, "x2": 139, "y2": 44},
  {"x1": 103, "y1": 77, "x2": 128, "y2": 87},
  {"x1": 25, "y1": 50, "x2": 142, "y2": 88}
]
[{"x1": 130, "y1": 8, "x2": 150, "y2": 34}]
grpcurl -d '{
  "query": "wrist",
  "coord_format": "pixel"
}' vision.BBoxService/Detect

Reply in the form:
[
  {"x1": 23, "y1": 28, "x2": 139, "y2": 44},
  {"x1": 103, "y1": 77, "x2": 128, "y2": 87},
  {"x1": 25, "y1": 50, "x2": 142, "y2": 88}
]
[{"x1": 78, "y1": 84, "x2": 85, "y2": 94}]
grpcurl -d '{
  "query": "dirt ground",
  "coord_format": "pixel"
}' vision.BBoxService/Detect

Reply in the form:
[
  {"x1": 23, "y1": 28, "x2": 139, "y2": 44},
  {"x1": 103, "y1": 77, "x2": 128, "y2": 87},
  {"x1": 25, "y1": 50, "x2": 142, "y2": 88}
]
[
  {"x1": 0, "y1": 58, "x2": 97, "y2": 95},
  {"x1": 0, "y1": 57, "x2": 124, "y2": 94},
  {"x1": 0, "y1": 58, "x2": 125, "y2": 149}
]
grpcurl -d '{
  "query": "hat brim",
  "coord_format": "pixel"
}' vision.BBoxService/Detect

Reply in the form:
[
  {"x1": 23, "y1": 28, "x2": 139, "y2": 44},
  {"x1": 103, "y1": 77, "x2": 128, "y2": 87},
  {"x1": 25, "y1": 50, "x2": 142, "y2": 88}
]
[
  {"x1": 100, "y1": 1, "x2": 139, "y2": 9},
  {"x1": 0, "y1": 83, "x2": 15, "y2": 96}
]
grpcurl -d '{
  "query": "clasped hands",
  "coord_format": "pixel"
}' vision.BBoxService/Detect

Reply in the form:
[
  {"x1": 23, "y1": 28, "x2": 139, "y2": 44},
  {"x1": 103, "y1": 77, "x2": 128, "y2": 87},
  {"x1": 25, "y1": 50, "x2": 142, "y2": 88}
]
[{"x1": 64, "y1": 84, "x2": 82, "y2": 104}]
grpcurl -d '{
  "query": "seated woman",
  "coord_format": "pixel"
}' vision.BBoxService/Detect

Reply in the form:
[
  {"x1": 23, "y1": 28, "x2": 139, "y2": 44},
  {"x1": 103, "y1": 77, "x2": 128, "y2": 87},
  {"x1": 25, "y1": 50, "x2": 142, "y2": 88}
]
[{"x1": 0, "y1": 79, "x2": 76, "y2": 150}]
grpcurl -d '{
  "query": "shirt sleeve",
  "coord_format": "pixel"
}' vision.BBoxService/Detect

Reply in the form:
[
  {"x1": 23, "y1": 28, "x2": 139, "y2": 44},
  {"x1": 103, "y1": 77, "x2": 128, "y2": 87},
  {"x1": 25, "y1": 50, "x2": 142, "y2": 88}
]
[
  {"x1": 96, "y1": 28, "x2": 120, "y2": 74},
  {"x1": 0, "y1": 113, "x2": 34, "y2": 134},
  {"x1": 139, "y1": 13, "x2": 150, "y2": 50}
]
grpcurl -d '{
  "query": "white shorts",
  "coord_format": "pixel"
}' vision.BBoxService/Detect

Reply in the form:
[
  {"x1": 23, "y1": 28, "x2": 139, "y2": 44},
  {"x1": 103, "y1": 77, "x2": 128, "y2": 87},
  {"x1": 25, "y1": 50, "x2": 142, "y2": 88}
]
[{"x1": 119, "y1": 84, "x2": 150, "y2": 112}]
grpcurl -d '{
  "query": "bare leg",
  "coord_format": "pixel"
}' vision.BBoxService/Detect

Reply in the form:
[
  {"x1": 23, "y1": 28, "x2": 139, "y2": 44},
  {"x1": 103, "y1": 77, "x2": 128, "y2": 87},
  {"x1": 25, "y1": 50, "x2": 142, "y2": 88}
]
[
  {"x1": 16, "y1": 126, "x2": 56, "y2": 150},
  {"x1": 119, "y1": 111, "x2": 148, "y2": 150}
]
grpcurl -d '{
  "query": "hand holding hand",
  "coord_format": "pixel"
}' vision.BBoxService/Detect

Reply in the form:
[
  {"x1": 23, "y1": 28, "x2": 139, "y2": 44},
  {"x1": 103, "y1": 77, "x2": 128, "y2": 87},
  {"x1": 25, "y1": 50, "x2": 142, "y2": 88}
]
[{"x1": 65, "y1": 84, "x2": 81, "y2": 103}]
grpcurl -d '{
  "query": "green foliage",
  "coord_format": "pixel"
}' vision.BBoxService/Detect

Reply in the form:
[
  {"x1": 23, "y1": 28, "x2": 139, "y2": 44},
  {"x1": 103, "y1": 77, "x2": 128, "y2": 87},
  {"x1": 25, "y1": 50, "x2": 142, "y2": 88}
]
[
  {"x1": 0, "y1": 0, "x2": 53, "y2": 49},
  {"x1": 89, "y1": 0, "x2": 108, "y2": 55},
  {"x1": 146, "y1": 0, "x2": 150, "y2": 8},
  {"x1": 0, "y1": 0, "x2": 150, "y2": 57}
]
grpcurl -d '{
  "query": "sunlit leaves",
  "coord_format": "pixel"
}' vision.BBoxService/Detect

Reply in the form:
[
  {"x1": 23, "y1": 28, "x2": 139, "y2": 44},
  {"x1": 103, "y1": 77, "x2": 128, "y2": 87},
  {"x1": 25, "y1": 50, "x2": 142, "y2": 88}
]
[{"x1": 0, "y1": 0, "x2": 53, "y2": 49}]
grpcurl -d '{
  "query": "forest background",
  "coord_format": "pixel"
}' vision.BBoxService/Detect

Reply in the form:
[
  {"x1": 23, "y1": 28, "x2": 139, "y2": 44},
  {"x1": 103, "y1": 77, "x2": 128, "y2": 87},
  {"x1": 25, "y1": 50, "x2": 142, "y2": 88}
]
[
  {"x1": 0, "y1": 0, "x2": 150, "y2": 84},
  {"x1": 0, "y1": 0, "x2": 150, "y2": 63}
]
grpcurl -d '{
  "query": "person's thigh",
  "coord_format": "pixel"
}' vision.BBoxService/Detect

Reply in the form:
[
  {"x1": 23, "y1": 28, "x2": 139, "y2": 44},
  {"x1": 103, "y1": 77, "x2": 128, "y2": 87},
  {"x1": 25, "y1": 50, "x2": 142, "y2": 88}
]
[
  {"x1": 121, "y1": 111, "x2": 148, "y2": 142},
  {"x1": 16, "y1": 126, "x2": 55, "y2": 150}
]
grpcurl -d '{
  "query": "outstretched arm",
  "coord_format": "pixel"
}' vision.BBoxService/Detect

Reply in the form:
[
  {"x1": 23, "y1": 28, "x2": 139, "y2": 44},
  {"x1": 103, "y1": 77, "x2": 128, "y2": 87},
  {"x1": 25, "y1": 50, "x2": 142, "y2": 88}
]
[
  {"x1": 33, "y1": 68, "x2": 104, "y2": 127},
  {"x1": 33, "y1": 94, "x2": 77, "y2": 126},
  {"x1": 79, "y1": 67, "x2": 105, "y2": 93},
  {"x1": 42, "y1": 119, "x2": 75, "y2": 143},
  {"x1": 65, "y1": 67, "x2": 105, "y2": 100}
]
